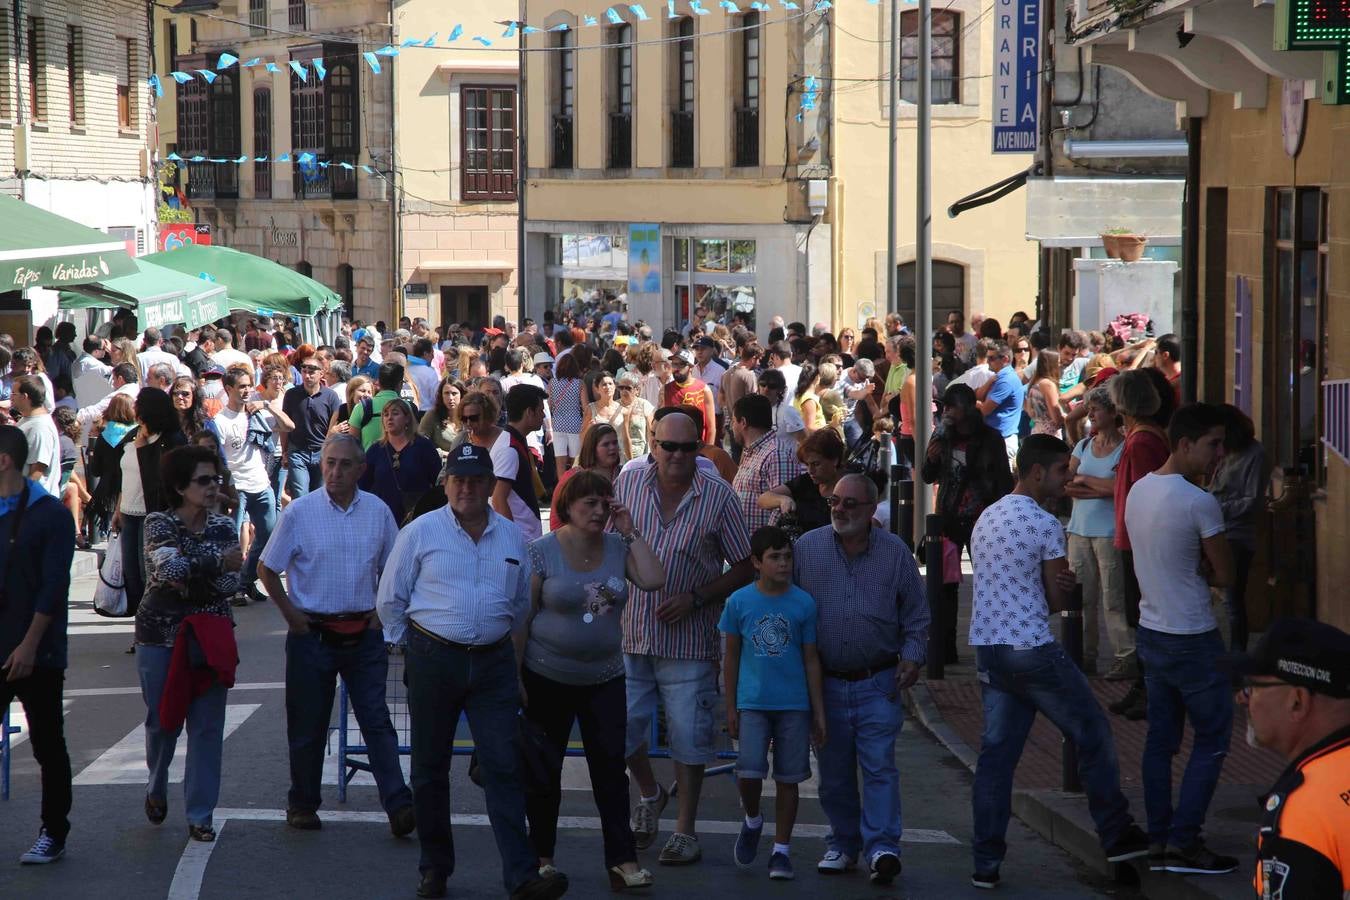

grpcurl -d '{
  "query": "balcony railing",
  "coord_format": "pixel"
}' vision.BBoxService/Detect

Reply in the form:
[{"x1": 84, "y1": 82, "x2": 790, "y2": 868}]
[
  {"x1": 292, "y1": 154, "x2": 357, "y2": 200},
  {"x1": 608, "y1": 112, "x2": 632, "y2": 169},
  {"x1": 186, "y1": 162, "x2": 238, "y2": 200},
  {"x1": 734, "y1": 107, "x2": 759, "y2": 168},
  {"x1": 552, "y1": 114, "x2": 574, "y2": 169},
  {"x1": 670, "y1": 109, "x2": 694, "y2": 169}
]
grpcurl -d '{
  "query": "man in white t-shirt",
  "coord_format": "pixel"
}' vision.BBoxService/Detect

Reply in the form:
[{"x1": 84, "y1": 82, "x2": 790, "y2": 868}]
[
  {"x1": 214, "y1": 367, "x2": 276, "y2": 605},
  {"x1": 499, "y1": 348, "x2": 550, "y2": 455},
  {"x1": 210, "y1": 327, "x2": 253, "y2": 374},
  {"x1": 495, "y1": 385, "x2": 544, "y2": 542},
  {"x1": 12, "y1": 376, "x2": 62, "y2": 497},
  {"x1": 968, "y1": 434, "x2": 1148, "y2": 888},
  {"x1": 136, "y1": 327, "x2": 179, "y2": 384},
  {"x1": 1123, "y1": 403, "x2": 1236, "y2": 875},
  {"x1": 950, "y1": 338, "x2": 996, "y2": 393}
]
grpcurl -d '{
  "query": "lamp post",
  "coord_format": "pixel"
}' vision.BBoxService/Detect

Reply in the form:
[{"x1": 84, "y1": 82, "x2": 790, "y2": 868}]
[{"x1": 914, "y1": 0, "x2": 934, "y2": 534}]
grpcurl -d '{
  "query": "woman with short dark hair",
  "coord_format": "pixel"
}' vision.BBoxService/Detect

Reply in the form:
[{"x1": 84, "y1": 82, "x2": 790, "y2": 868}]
[
  {"x1": 136, "y1": 446, "x2": 242, "y2": 842},
  {"x1": 757, "y1": 427, "x2": 847, "y2": 540}
]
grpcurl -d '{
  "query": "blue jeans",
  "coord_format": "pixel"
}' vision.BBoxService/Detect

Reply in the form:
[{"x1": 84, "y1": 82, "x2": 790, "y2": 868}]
[
  {"x1": 285, "y1": 628, "x2": 411, "y2": 815},
  {"x1": 236, "y1": 486, "x2": 277, "y2": 586},
  {"x1": 405, "y1": 628, "x2": 536, "y2": 891},
  {"x1": 816, "y1": 667, "x2": 903, "y2": 863},
  {"x1": 137, "y1": 644, "x2": 228, "y2": 828},
  {"x1": 972, "y1": 643, "x2": 1134, "y2": 873},
  {"x1": 1135, "y1": 627, "x2": 1233, "y2": 848},
  {"x1": 285, "y1": 448, "x2": 323, "y2": 497},
  {"x1": 120, "y1": 514, "x2": 146, "y2": 616}
]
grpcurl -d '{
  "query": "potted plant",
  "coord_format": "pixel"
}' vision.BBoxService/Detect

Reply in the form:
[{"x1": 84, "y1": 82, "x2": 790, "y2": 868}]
[
  {"x1": 1099, "y1": 227, "x2": 1126, "y2": 259},
  {"x1": 1116, "y1": 232, "x2": 1149, "y2": 261}
]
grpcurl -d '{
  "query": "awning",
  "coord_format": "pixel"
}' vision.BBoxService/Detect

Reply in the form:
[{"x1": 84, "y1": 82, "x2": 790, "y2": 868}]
[
  {"x1": 58, "y1": 258, "x2": 230, "y2": 331},
  {"x1": 145, "y1": 245, "x2": 342, "y2": 319},
  {"x1": 0, "y1": 194, "x2": 137, "y2": 289}
]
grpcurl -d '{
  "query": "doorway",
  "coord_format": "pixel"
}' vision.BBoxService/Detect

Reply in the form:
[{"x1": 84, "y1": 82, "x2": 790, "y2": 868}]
[{"x1": 440, "y1": 285, "x2": 489, "y2": 332}]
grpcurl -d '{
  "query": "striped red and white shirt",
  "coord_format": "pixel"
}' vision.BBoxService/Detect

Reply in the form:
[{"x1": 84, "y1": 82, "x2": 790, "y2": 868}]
[{"x1": 613, "y1": 464, "x2": 751, "y2": 661}]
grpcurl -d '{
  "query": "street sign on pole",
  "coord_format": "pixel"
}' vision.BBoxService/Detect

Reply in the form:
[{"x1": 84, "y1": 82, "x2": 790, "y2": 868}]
[{"x1": 992, "y1": 0, "x2": 1042, "y2": 152}]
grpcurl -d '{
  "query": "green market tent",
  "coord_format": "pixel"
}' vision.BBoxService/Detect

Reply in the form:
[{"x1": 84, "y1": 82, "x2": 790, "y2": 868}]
[
  {"x1": 58, "y1": 257, "x2": 229, "y2": 332},
  {"x1": 0, "y1": 194, "x2": 137, "y2": 289},
  {"x1": 145, "y1": 245, "x2": 342, "y2": 319}
]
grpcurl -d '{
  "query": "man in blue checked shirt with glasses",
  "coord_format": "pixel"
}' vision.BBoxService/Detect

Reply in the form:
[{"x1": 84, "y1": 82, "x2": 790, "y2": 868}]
[{"x1": 792, "y1": 473, "x2": 928, "y2": 887}]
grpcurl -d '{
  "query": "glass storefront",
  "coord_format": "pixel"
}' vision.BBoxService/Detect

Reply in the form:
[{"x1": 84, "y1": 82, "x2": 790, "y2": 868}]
[
  {"x1": 672, "y1": 237, "x2": 758, "y2": 331},
  {"x1": 545, "y1": 233, "x2": 629, "y2": 323}
]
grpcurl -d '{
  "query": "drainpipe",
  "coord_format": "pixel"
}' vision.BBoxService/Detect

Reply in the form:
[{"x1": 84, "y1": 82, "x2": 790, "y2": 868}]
[
  {"x1": 1180, "y1": 116, "x2": 1201, "y2": 404},
  {"x1": 389, "y1": 0, "x2": 400, "y2": 325},
  {"x1": 14, "y1": 0, "x2": 25, "y2": 199},
  {"x1": 517, "y1": 10, "x2": 527, "y2": 325}
]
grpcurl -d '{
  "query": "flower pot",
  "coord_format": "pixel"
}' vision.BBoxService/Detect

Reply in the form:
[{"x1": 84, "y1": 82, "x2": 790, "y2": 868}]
[
  {"x1": 1117, "y1": 235, "x2": 1148, "y2": 262},
  {"x1": 1100, "y1": 234, "x2": 1122, "y2": 259}
]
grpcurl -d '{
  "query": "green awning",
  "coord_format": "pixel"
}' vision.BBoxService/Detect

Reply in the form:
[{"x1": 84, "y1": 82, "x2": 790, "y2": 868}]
[
  {"x1": 144, "y1": 245, "x2": 342, "y2": 319},
  {"x1": 0, "y1": 194, "x2": 138, "y2": 289},
  {"x1": 58, "y1": 258, "x2": 230, "y2": 331}
]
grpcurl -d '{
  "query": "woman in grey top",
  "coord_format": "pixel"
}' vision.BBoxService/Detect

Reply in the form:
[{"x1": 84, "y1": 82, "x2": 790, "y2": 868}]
[
  {"x1": 1210, "y1": 404, "x2": 1267, "y2": 652},
  {"x1": 522, "y1": 470, "x2": 664, "y2": 891}
]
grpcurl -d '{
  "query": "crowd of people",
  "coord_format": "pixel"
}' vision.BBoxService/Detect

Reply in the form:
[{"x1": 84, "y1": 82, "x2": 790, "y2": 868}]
[{"x1": 0, "y1": 303, "x2": 1344, "y2": 900}]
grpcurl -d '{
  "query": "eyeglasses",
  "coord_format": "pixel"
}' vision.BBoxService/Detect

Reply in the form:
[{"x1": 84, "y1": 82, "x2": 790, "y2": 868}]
[
  {"x1": 1015, "y1": 346, "x2": 1030, "y2": 353},
  {"x1": 1239, "y1": 679, "x2": 1290, "y2": 700},
  {"x1": 826, "y1": 495, "x2": 871, "y2": 511},
  {"x1": 189, "y1": 474, "x2": 224, "y2": 487},
  {"x1": 656, "y1": 440, "x2": 700, "y2": 454},
  {"x1": 461, "y1": 414, "x2": 482, "y2": 423},
  {"x1": 171, "y1": 390, "x2": 194, "y2": 399},
  {"x1": 618, "y1": 385, "x2": 634, "y2": 392}
]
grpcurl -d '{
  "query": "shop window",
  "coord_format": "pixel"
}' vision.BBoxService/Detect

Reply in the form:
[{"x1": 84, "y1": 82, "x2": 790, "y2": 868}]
[
  {"x1": 117, "y1": 37, "x2": 133, "y2": 129},
  {"x1": 27, "y1": 17, "x2": 44, "y2": 121},
  {"x1": 290, "y1": 44, "x2": 359, "y2": 200},
  {"x1": 1269, "y1": 187, "x2": 1329, "y2": 485},
  {"x1": 896, "y1": 260, "x2": 966, "y2": 328},
  {"x1": 901, "y1": 10, "x2": 960, "y2": 104},
  {"x1": 178, "y1": 53, "x2": 240, "y2": 199},
  {"x1": 672, "y1": 237, "x2": 757, "y2": 330},
  {"x1": 461, "y1": 85, "x2": 517, "y2": 201},
  {"x1": 66, "y1": 26, "x2": 82, "y2": 125},
  {"x1": 734, "y1": 12, "x2": 760, "y2": 167},
  {"x1": 670, "y1": 18, "x2": 694, "y2": 168},
  {"x1": 608, "y1": 24, "x2": 633, "y2": 169},
  {"x1": 253, "y1": 88, "x2": 272, "y2": 198}
]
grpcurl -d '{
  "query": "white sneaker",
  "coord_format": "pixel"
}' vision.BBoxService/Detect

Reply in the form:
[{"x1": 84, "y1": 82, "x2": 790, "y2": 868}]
[{"x1": 817, "y1": 849, "x2": 856, "y2": 874}]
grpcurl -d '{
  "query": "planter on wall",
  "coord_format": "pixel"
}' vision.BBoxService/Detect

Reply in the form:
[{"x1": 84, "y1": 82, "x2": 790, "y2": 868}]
[
  {"x1": 1116, "y1": 235, "x2": 1148, "y2": 262},
  {"x1": 1100, "y1": 233, "x2": 1122, "y2": 259}
]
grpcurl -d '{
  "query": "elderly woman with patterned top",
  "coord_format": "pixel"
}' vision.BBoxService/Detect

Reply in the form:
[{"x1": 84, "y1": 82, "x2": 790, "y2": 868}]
[
  {"x1": 359, "y1": 399, "x2": 441, "y2": 526},
  {"x1": 136, "y1": 445, "x2": 242, "y2": 843},
  {"x1": 757, "y1": 429, "x2": 847, "y2": 541},
  {"x1": 523, "y1": 470, "x2": 665, "y2": 891}
]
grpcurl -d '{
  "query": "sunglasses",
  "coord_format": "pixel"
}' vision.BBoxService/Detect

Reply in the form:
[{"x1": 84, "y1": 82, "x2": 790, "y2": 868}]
[
  {"x1": 300, "y1": 365, "x2": 323, "y2": 373},
  {"x1": 171, "y1": 390, "x2": 194, "y2": 399},
  {"x1": 189, "y1": 474, "x2": 224, "y2": 487},
  {"x1": 461, "y1": 414, "x2": 482, "y2": 423},
  {"x1": 618, "y1": 385, "x2": 634, "y2": 392},
  {"x1": 826, "y1": 495, "x2": 870, "y2": 510},
  {"x1": 656, "y1": 440, "x2": 700, "y2": 453},
  {"x1": 1015, "y1": 346, "x2": 1030, "y2": 353}
]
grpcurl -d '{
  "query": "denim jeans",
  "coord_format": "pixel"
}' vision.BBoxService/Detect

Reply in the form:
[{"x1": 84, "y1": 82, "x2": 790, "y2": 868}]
[
  {"x1": 285, "y1": 629, "x2": 411, "y2": 816},
  {"x1": 120, "y1": 513, "x2": 146, "y2": 616},
  {"x1": 1135, "y1": 627, "x2": 1233, "y2": 848},
  {"x1": 972, "y1": 643, "x2": 1134, "y2": 873},
  {"x1": 285, "y1": 448, "x2": 324, "y2": 498},
  {"x1": 816, "y1": 667, "x2": 903, "y2": 863},
  {"x1": 236, "y1": 486, "x2": 277, "y2": 586},
  {"x1": 405, "y1": 628, "x2": 536, "y2": 891},
  {"x1": 0, "y1": 667, "x2": 71, "y2": 841},
  {"x1": 138, "y1": 644, "x2": 228, "y2": 828}
]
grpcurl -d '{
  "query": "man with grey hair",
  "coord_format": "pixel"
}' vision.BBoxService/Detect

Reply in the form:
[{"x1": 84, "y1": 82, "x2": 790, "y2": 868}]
[
  {"x1": 258, "y1": 433, "x2": 414, "y2": 835},
  {"x1": 137, "y1": 327, "x2": 178, "y2": 383},
  {"x1": 145, "y1": 363, "x2": 176, "y2": 393},
  {"x1": 793, "y1": 472, "x2": 928, "y2": 884},
  {"x1": 837, "y1": 357, "x2": 876, "y2": 446}
]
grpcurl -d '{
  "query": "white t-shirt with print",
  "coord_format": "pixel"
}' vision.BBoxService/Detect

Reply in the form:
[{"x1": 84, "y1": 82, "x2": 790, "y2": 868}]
[
  {"x1": 213, "y1": 405, "x2": 271, "y2": 493},
  {"x1": 1125, "y1": 472, "x2": 1226, "y2": 635},
  {"x1": 969, "y1": 493, "x2": 1066, "y2": 648},
  {"x1": 489, "y1": 429, "x2": 541, "y2": 543}
]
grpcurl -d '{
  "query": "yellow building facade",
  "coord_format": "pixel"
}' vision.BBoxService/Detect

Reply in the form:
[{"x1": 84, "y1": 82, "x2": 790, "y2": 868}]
[{"x1": 521, "y1": 0, "x2": 1038, "y2": 333}]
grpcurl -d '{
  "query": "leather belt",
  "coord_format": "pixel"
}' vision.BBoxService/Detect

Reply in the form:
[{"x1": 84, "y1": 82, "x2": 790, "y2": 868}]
[
  {"x1": 411, "y1": 621, "x2": 511, "y2": 653},
  {"x1": 307, "y1": 610, "x2": 374, "y2": 623},
  {"x1": 824, "y1": 659, "x2": 897, "y2": 682}
]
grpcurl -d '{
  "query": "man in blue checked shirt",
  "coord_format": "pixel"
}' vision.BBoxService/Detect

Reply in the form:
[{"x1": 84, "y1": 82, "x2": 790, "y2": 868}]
[{"x1": 793, "y1": 473, "x2": 929, "y2": 887}]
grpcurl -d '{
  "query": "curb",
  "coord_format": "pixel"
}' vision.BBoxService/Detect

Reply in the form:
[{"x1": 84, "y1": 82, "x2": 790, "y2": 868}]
[{"x1": 903, "y1": 682, "x2": 1239, "y2": 900}]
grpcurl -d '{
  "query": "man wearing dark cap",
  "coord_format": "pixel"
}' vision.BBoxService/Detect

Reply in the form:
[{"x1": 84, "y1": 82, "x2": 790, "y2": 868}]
[
  {"x1": 377, "y1": 444, "x2": 567, "y2": 900},
  {"x1": 691, "y1": 336, "x2": 726, "y2": 444},
  {"x1": 1226, "y1": 617, "x2": 1350, "y2": 898},
  {"x1": 663, "y1": 350, "x2": 716, "y2": 447}
]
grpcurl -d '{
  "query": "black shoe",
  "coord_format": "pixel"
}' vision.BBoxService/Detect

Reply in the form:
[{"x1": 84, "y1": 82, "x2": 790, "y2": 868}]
[
  {"x1": 869, "y1": 852, "x2": 901, "y2": 885},
  {"x1": 1121, "y1": 692, "x2": 1148, "y2": 721},
  {"x1": 286, "y1": 808, "x2": 322, "y2": 830},
  {"x1": 1105, "y1": 824, "x2": 1151, "y2": 863},
  {"x1": 389, "y1": 804, "x2": 416, "y2": 838},
  {"x1": 1109, "y1": 683, "x2": 1145, "y2": 716},
  {"x1": 510, "y1": 870, "x2": 569, "y2": 900},
  {"x1": 188, "y1": 824, "x2": 215, "y2": 842},
  {"x1": 971, "y1": 868, "x2": 1000, "y2": 890},
  {"x1": 416, "y1": 869, "x2": 447, "y2": 899},
  {"x1": 247, "y1": 584, "x2": 268, "y2": 603},
  {"x1": 1160, "y1": 840, "x2": 1239, "y2": 875},
  {"x1": 145, "y1": 795, "x2": 168, "y2": 825}
]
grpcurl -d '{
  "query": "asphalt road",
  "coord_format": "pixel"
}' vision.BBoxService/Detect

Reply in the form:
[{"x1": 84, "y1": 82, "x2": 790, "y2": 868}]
[{"x1": 0, "y1": 572, "x2": 1133, "y2": 899}]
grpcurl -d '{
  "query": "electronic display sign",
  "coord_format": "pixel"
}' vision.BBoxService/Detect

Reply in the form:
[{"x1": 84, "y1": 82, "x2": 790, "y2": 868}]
[{"x1": 1276, "y1": 0, "x2": 1347, "y2": 103}]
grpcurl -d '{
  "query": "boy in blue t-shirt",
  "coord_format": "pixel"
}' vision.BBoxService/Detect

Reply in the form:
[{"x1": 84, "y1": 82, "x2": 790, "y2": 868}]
[{"x1": 718, "y1": 526, "x2": 826, "y2": 880}]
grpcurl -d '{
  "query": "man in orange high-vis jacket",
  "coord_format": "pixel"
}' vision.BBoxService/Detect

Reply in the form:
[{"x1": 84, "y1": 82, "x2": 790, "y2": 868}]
[{"x1": 1224, "y1": 617, "x2": 1350, "y2": 900}]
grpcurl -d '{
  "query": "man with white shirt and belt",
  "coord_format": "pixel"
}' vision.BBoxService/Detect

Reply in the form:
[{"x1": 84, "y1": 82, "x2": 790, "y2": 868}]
[
  {"x1": 258, "y1": 433, "x2": 414, "y2": 837},
  {"x1": 136, "y1": 328, "x2": 179, "y2": 384},
  {"x1": 377, "y1": 443, "x2": 568, "y2": 900}
]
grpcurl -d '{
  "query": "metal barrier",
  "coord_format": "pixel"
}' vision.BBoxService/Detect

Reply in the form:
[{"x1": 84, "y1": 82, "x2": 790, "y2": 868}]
[
  {"x1": 1059, "y1": 585, "x2": 1085, "y2": 793},
  {"x1": 332, "y1": 645, "x2": 737, "y2": 803},
  {"x1": 1, "y1": 707, "x2": 19, "y2": 801},
  {"x1": 924, "y1": 514, "x2": 946, "y2": 681},
  {"x1": 891, "y1": 476, "x2": 914, "y2": 550}
]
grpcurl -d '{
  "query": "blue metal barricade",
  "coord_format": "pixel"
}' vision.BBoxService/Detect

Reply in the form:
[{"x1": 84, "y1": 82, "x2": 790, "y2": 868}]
[
  {"x1": 1, "y1": 707, "x2": 20, "y2": 801},
  {"x1": 331, "y1": 644, "x2": 736, "y2": 802}
]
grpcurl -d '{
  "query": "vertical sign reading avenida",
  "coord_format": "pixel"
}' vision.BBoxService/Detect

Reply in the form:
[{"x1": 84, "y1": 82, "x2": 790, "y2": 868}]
[{"x1": 992, "y1": 0, "x2": 1041, "y2": 152}]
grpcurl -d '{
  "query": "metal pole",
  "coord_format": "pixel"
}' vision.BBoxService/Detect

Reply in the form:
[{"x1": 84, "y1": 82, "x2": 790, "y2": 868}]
[
  {"x1": 885, "y1": 0, "x2": 899, "y2": 318},
  {"x1": 1060, "y1": 584, "x2": 1085, "y2": 792},
  {"x1": 913, "y1": 0, "x2": 934, "y2": 539},
  {"x1": 924, "y1": 514, "x2": 945, "y2": 680},
  {"x1": 895, "y1": 478, "x2": 914, "y2": 549}
]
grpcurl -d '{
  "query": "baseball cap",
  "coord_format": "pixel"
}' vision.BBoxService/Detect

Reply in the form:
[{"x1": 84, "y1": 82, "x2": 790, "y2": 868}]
[
  {"x1": 1221, "y1": 617, "x2": 1350, "y2": 698},
  {"x1": 671, "y1": 349, "x2": 695, "y2": 366},
  {"x1": 693, "y1": 336, "x2": 718, "y2": 350},
  {"x1": 532, "y1": 352, "x2": 554, "y2": 366},
  {"x1": 482, "y1": 327, "x2": 504, "y2": 336},
  {"x1": 442, "y1": 443, "x2": 495, "y2": 478},
  {"x1": 199, "y1": 364, "x2": 225, "y2": 378}
]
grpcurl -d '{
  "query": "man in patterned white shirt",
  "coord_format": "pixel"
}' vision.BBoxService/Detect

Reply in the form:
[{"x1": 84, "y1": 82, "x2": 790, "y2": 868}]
[{"x1": 967, "y1": 434, "x2": 1148, "y2": 890}]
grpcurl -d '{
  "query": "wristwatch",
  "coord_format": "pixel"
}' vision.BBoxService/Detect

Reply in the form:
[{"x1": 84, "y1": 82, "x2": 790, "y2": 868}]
[{"x1": 620, "y1": 530, "x2": 640, "y2": 547}]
